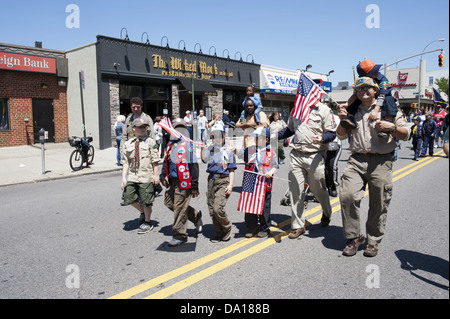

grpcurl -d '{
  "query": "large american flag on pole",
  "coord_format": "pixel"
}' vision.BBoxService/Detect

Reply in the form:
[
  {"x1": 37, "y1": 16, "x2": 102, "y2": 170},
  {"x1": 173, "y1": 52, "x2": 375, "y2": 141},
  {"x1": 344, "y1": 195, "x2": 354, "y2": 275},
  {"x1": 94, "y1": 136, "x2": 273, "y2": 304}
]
[
  {"x1": 291, "y1": 73, "x2": 325, "y2": 123},
  {"x1": 237, "y1": 169, "x2": 267, "y2": 215}
]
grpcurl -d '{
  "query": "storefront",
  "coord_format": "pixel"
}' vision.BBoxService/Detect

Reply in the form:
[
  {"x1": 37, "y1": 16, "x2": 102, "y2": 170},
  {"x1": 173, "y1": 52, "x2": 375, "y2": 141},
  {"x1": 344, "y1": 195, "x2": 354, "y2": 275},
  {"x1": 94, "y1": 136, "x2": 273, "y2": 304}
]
[
  {"x1": 385, "y1": 61, "x2": 435, "y2": 115},
  {"x1": 67, "y1": 35, "x2": 260, "y2": 149},
  {"x1": 0, "y1": 42, "x2": 68, "y2": 148}
]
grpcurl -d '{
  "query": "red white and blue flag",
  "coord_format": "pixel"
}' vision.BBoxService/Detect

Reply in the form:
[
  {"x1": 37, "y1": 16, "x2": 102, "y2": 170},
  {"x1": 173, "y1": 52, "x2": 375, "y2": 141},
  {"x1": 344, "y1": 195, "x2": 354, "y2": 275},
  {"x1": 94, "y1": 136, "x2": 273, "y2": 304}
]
[
  {"x1": 158, "y1": 117, "x2": 204, "y2": 145},
  {"x1": 238, "y1": 170, "x2": 267, "y2": 215},
  {"x1": 291, "y1": 73, "x2": 325, "y2": 123}
]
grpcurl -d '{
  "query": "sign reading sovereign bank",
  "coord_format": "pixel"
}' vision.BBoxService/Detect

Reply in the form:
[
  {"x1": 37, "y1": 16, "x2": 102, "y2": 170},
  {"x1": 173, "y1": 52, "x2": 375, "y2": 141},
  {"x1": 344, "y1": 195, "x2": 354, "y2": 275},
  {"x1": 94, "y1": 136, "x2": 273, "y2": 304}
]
[{"x1": 0, "y1": 51, "x2": 57, "y2": 74}]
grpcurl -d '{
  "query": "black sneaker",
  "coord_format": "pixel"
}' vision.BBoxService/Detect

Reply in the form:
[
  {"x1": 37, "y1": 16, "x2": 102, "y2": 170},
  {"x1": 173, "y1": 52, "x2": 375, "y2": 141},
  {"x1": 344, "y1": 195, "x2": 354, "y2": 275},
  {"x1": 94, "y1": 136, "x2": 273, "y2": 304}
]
[{"x1": 340, "y1": 118, "x2": 357, "y2": 130}]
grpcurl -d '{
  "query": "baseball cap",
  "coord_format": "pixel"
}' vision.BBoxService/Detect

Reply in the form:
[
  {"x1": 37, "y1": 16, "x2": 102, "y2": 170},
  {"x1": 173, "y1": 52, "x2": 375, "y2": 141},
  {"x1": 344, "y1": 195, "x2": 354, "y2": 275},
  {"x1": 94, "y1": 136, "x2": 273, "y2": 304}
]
[
  {"x1": 353, "y1": 77, "x2": 379, "y2": 90},
  {"x1": 357, "y1": 60, "x2": 382, "y2": 76},
  {"x1": 132, "y1": 117, "x2": 150, "y2": 127},
  {"x1": 172, "y1": 118, "x2": 187, "y2": 128}
]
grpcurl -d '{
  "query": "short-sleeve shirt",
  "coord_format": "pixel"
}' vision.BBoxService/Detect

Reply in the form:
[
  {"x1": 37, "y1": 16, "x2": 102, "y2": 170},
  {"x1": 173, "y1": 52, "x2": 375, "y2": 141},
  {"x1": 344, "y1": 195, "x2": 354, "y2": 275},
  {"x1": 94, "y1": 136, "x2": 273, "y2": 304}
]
[
  {"x1": 205, "y1": 145, "x2": 237, "y2": 174},
  {"x1": 287, "y1": 102, "x2": 336, "y2": 153},
  {"x1": 123, "y1": 137, "x2": 160, "y2": 183},
  {"x1": 337, "y1": 103, "x2": 409, "y2": 154}
]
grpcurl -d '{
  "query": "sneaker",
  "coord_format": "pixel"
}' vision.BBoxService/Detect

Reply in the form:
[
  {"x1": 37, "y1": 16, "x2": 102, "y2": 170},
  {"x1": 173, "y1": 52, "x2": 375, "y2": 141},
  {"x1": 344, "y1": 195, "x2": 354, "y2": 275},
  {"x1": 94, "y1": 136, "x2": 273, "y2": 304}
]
[
  {"x1": 195, "y1": 211, "x2": 203, "y2": 233},
  {"x1": 288, "y1": 227, "x2": 305, "y2": 239},
  {"x1": 342, "y1": 235, "x2": 365, "y2": 256},
  {"x1": 363, "y1": 244, "x2": 379, "y2": 257},
  {"x1": 168, "y1": 238, "x2": 185, "y2": 247},
  {"x1": 257, "y1": 230, "x2": 270, "y2": 238},
  {"x1": 279, "y1": 159, "x2": 285, "y2": 164},
  {"x1": 245, "y1": 228, "x2": 258, "y2": 238},
  {"x1": 340, "y1": 118, "x2": 357, "y2": 130},
  {"x1": 210, "y1": 236, "x2": 222, "y2": 243},
  {"x1": 137, "y1": 222, "x2": 153, "y2": 234}
]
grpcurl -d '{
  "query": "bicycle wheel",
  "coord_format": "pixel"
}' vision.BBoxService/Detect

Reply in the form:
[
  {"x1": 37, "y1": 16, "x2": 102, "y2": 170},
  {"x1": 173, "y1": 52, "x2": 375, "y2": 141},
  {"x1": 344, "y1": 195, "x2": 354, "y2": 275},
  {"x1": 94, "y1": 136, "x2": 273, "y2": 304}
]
[
  {"x1": 87, "y1": 145, "x2": 95, "y2": 165},
  {"x1": 70, "y1": 149, "x2": 84, "y2": 171}
]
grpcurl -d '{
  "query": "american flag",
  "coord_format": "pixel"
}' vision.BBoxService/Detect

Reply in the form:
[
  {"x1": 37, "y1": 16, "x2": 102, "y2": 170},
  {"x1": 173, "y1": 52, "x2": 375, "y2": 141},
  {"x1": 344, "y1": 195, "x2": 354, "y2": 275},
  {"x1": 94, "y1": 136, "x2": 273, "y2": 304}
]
[
  {"x1": 158, "y1": 117, "x2": 204, "y2": 145},
  {"x1": 237, "y1": 169, "x2": 267, "y2": 215},
  {"x1": 291, "y1": 73, "x2": 325, "y2": 123}
]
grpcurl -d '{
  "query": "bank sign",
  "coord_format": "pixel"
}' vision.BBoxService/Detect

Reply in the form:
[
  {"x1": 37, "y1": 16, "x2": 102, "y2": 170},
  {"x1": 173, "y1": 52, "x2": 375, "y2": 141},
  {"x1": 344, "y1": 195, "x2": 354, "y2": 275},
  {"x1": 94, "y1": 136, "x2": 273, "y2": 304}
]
[{"x1": 0, "y1": 51, "x2": 56, "y2": 74}]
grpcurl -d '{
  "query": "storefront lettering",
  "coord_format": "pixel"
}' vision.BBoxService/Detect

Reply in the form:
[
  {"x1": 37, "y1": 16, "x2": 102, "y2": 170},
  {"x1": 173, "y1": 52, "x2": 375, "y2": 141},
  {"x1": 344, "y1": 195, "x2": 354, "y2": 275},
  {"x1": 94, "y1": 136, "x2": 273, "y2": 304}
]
[
  {"x1": 151, "y1": 54, "x2": 233, "y2": 79},
  {"x1": 391, "y1": 83, "x2": 417, "y2": 88}
]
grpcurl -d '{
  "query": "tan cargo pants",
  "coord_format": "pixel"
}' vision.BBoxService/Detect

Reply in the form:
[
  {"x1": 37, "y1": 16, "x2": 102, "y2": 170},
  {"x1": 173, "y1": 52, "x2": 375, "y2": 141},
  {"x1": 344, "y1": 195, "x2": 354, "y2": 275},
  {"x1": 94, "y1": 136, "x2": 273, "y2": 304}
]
[
  {"x1": 206, "y1": 174, "x2": 232, "y2": 237},
  {"x1": 289, "y1": 149, "x2": 332, "y2": 229},
  {"x1": 164, "y1": 178, "x2": 201, "y2": 241},
  {"x1": 339, "y1": 153, "x2": 394, "y2": 245}
]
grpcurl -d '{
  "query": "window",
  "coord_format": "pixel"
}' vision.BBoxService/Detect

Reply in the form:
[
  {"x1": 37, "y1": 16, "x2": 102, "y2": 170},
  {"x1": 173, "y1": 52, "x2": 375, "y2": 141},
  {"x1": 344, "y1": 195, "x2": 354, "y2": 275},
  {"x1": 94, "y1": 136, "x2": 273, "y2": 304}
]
[
  {"x1": 0, "y1": 98, "x2": 10, "y2": 131},
  {"x1": 429, "y1": 76, "x2": 434, "y2": 86}
]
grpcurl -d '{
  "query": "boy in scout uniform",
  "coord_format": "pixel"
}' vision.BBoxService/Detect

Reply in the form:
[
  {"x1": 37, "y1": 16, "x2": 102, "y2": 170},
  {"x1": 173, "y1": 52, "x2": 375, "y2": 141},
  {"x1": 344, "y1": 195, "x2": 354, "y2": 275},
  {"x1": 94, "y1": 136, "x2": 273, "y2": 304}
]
[
  {"x1": 337, "y1": 77, "x2": 409, "y2": 257},
  {"x1": 121, "y1": 117, "x2": 160, "y2": 234},
  {"x1": 201, "y1": 123, "x2": 237, "y2": 243},
  {"x1": 278, "y1": 100, "x2": 337, "y2": 238},
  {"x1": 160, "y1": 119, "x2": 203, "y2": 247}
]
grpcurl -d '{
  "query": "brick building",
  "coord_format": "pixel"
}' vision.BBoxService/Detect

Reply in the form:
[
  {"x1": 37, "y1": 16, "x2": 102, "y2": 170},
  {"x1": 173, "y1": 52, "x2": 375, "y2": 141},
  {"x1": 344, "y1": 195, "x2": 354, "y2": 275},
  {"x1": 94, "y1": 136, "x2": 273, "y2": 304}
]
[{"x1": 0, "y1": 42, "x2": 68, "y2": 148}]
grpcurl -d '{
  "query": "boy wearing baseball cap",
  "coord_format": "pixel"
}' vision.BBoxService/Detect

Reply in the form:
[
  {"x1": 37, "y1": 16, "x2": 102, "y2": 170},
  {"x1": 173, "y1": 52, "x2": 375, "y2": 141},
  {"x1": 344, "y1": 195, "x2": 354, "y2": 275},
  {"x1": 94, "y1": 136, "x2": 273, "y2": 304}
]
[
  {"x1": 121, "y1": 117, "x2": 160, "y2": 234},
  {"x1": 201, "y1": 122, "x2": 237, "y2": 243},
  {"x1": 341, "y1": 59, "x2": 398, "y2": 138}
]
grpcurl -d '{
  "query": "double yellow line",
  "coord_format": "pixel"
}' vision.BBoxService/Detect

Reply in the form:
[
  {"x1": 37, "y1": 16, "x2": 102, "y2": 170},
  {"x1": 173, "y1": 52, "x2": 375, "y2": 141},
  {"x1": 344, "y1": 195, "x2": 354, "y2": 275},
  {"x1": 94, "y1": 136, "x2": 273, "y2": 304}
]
[{"x1": 110, "y1": 151, "x2": 445, "y2": 299}]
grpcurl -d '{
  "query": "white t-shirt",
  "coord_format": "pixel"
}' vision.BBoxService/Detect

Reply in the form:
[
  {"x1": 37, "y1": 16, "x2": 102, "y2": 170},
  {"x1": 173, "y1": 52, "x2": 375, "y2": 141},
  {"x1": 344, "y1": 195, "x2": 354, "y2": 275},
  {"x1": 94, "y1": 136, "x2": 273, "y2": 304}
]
[{"x1": 197, "y1": 116, "x2": 207, "y2": 129}]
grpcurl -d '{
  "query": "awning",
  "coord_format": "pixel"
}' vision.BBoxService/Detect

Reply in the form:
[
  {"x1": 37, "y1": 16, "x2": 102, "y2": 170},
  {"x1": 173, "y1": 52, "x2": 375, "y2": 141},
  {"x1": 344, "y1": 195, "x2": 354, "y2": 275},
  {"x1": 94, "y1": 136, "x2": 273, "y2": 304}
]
[{"x1": 177, "y1": 78, "x2": 217, "y2": 95}]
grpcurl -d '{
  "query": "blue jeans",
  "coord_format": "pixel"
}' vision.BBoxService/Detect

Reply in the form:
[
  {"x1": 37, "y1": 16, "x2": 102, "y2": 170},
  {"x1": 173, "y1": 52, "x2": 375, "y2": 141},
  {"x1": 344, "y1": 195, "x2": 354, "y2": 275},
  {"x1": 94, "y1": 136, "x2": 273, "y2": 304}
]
[
  {"x1": 421, "y1": 135, "x2": 434, "y2": 156},
  {"x1": 116, "y1": 137, "x2": 122, "y2": 165}
]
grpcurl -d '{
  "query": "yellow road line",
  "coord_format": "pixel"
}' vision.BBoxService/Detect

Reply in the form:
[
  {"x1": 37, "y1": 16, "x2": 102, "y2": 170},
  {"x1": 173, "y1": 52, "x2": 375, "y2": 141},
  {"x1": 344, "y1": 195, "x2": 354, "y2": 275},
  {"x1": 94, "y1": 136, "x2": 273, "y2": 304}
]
[{"x1": 111, "y1": 152, "x2": 445, "y2": 299}]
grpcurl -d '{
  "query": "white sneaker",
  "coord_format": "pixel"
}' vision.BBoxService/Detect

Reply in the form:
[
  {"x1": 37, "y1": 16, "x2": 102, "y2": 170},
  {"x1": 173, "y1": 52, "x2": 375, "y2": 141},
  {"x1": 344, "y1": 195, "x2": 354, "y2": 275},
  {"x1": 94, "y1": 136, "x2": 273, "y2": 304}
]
[
  {"x1": 195, "y1": 211, "x2": 203, "y2": 233},
  {"x1": 168, "y1": 238, "x2": 185, "y2": 247}
]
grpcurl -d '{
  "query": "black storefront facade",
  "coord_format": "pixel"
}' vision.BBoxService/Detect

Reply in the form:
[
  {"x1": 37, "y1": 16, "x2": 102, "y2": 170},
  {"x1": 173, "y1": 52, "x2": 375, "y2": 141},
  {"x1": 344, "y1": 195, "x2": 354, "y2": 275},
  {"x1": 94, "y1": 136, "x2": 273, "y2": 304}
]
[{"x1": 69, "y1": 35, "x2": 260, "y2": 149}]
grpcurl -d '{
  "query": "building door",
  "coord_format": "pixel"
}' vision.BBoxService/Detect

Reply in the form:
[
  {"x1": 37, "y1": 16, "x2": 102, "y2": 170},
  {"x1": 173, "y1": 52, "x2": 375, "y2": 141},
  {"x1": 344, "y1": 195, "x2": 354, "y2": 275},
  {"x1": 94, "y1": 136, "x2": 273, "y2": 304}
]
[{"x1": 32, "y1": 99, "x2": 55, "y2": 143}]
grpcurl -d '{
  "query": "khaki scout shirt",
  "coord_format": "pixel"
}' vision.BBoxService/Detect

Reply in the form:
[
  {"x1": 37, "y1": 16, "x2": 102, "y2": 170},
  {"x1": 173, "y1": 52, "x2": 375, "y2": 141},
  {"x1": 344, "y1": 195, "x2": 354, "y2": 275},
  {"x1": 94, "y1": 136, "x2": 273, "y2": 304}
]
[
  {"x1": 337, "y1": 103, "x2": 409, "y2": 154},
  {"x1": 123, "y1": 137, "x2": 160, "y2": 183},
  {"x1": 287, "y1": 102, "x2": 337, "y2": 153},
  {"x1": 122, "y1": 112, "x2": 155, "y2": 144}
]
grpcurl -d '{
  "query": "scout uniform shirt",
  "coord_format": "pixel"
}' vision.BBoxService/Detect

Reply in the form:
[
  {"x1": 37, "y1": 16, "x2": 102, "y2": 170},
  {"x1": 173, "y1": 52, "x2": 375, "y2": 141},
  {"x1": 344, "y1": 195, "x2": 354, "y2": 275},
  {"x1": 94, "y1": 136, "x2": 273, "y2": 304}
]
[
  {"x1": 204, "y1": 145, "x2": 237, "y2": 175},
  {"x1": 123, "y1": 136, "x2": 160, "y2": 183},
  {"x1": 287, "y1": 102, "x2": 336, "y2": 153},
  {"x1": 337, "y1": 103, "x2": 409, "y2": 154}
]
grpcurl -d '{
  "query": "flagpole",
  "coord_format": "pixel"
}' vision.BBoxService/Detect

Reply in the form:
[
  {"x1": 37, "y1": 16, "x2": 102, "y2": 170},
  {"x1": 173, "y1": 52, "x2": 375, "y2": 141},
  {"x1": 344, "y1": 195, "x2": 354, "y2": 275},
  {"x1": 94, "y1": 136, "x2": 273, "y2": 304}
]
[{"x1": 242, "y1": 169, "x2": 290, "y2": 183}]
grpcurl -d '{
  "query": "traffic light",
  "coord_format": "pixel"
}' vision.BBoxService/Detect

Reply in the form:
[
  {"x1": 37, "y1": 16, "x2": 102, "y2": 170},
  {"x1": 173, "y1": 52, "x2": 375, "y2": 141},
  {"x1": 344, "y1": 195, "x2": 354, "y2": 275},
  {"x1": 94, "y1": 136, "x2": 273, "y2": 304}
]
[{"x1": 438, "y1": 53, "x2": 444, "y2": 67}]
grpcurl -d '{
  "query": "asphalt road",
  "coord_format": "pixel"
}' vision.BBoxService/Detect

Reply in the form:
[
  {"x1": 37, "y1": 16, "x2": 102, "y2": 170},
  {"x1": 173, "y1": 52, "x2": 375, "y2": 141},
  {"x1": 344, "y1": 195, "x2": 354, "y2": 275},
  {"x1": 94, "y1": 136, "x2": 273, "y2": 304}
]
[{"x1": 0, "y1": 140, "x2": 448, "y2": 302}]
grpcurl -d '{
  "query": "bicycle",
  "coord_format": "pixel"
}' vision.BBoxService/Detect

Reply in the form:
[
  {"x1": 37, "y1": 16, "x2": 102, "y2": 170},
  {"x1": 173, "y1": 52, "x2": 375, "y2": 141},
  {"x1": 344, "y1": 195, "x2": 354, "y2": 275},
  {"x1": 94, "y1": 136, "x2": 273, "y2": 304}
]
[{"x1": 68, "y1": 136, "x2": 95, "y2": 171}]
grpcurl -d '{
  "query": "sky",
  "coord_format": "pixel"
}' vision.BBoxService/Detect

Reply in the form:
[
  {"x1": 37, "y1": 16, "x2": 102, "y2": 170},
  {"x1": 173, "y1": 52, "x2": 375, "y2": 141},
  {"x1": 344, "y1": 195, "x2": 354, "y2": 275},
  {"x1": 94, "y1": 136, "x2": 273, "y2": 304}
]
[{"x1": 1, "y1": 0, "x2": 449, "y2": 85}]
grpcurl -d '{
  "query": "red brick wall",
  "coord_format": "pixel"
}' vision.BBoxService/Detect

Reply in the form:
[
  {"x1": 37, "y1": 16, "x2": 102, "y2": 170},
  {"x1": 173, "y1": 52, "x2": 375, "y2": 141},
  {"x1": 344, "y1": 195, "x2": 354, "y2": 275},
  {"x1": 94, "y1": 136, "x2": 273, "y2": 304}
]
[{"x1": 0, "y1": 70, "x2": 68, "y2": 147}]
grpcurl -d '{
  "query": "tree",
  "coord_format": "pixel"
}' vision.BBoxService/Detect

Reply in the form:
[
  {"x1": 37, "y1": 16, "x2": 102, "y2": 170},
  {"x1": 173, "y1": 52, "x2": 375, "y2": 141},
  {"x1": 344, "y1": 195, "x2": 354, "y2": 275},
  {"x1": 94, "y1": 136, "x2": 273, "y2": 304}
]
[{"x1": 435, "y1": 77, "x2": 449, "y2": 100}]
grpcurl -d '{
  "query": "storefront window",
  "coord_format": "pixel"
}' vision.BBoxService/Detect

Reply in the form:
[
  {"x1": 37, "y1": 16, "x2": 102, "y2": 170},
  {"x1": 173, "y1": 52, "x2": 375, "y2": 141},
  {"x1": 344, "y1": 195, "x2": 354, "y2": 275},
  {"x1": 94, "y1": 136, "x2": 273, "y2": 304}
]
[{"x1": 0, "y1": 98, "x2": 10, "y2": 131}]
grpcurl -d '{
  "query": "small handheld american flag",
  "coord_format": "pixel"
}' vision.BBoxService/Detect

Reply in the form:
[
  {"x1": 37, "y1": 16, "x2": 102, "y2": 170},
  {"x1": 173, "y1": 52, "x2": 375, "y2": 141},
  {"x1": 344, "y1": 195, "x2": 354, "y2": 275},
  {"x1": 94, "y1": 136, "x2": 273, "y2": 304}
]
[{"x1": 291, "y1": 73, "x2": 325, "y2": 123}]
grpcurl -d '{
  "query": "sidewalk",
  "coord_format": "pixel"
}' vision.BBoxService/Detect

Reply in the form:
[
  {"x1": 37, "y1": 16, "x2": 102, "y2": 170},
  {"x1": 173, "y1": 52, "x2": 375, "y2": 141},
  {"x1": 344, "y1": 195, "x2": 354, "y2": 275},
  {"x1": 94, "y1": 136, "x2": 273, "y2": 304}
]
[{"x1": 0, "y1": 143, "x2": 121, "y2": 187}]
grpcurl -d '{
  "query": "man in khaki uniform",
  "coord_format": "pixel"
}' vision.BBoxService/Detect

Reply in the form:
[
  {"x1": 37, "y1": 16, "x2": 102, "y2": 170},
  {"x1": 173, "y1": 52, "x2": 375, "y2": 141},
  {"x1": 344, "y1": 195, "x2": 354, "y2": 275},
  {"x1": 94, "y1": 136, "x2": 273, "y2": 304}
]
[
  {"x1": 278, "y1": 101, "x2": 337, "y2": 238},
  {"x1": 337, "y1": 77, "x2": 409, "y2": 257},
  {"x1": 121, "y1": 117, "x2": 160, "y2": 234}
]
